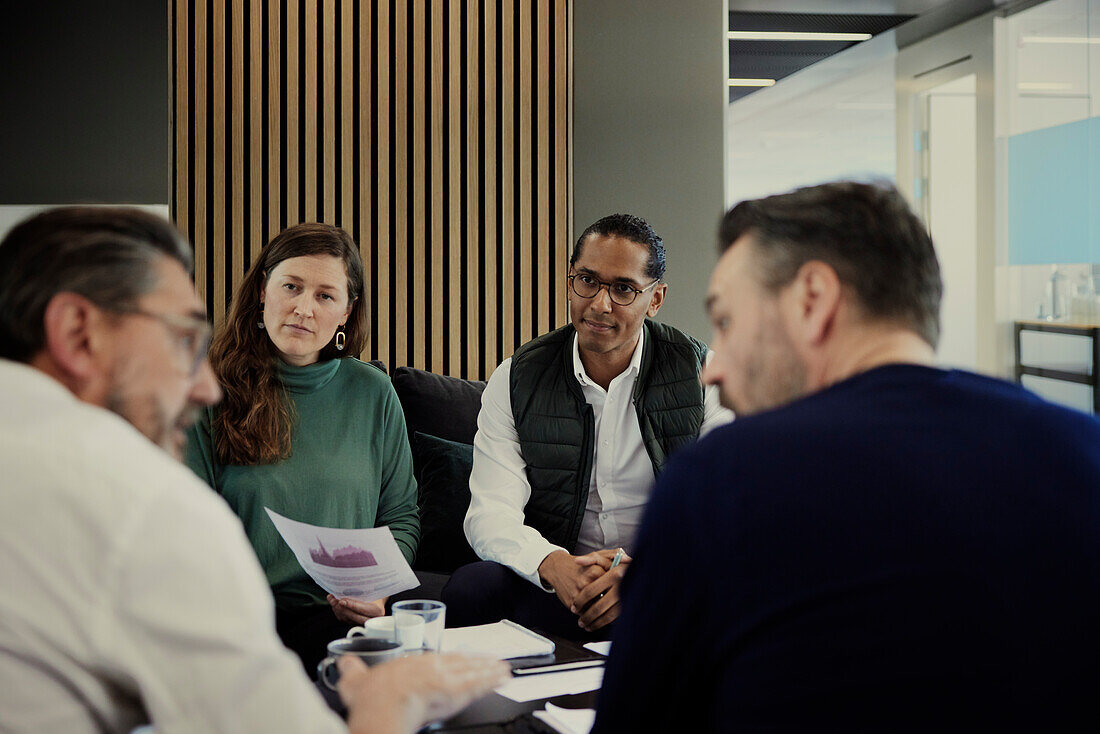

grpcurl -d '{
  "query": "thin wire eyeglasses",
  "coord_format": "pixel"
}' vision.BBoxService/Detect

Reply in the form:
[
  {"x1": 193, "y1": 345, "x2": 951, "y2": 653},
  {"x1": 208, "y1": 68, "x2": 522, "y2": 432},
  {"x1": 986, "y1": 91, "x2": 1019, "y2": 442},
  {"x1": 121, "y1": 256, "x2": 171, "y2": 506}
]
[
  {"x1": 112, "y1": 307, "x2": 213, "y2": 376},
  {"x1": 567, "y1": 273, "x2": 660, "y2": 306}
]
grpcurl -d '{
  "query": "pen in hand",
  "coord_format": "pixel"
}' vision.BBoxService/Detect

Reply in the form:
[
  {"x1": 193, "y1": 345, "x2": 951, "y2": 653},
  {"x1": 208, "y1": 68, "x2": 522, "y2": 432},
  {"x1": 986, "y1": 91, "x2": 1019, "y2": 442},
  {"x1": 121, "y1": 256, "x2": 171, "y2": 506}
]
[{"x1": 609, "y1": 547, "x2": 624, "y2": 570}]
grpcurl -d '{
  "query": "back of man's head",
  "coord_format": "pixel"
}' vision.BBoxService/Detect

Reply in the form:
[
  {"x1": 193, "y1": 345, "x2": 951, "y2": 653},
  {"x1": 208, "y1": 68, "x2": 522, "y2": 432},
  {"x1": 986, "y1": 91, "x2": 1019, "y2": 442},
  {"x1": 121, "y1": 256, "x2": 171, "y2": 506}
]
[
  {"x1": 719, "y1": 181, "x2": 942, "y2": 348},
  {"x1": 0, "y1": 207, "x2": 193, "y2": 363}
]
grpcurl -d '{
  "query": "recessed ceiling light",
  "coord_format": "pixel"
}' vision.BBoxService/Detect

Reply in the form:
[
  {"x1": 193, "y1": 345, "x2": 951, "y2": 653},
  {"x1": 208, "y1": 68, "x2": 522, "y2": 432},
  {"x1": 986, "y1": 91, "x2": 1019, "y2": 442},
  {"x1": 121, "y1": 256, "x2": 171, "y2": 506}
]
[
  {"x1": 729, "y1": 78, "x2": 776, "y2": 87},
  {"x1": 760, "y1": 130, "x2": 821, "y2": 139},
  {"x1": 835, "y1": 102, "x2": 893, "y2": 110},
  {"x1": 727, "y1": 31, "x2": 872, "y2": 42},
  {"x1": 1020, "y1": 35, "x2": 1100, "y2": 44},
  {"x1": 1017, "y1": 81, "x2": 1073, "y2": 91}
]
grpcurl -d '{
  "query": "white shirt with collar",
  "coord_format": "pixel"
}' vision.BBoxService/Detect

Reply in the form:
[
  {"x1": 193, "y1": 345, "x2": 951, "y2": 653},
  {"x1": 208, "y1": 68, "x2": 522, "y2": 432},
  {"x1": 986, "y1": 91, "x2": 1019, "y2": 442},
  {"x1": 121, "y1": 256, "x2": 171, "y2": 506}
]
[
  {"x1": 0, "y1": 359, "x2": 343, "y2": 734},
  {"x1": 463, "y1": 327, "x2": 733, "y2": 588}
]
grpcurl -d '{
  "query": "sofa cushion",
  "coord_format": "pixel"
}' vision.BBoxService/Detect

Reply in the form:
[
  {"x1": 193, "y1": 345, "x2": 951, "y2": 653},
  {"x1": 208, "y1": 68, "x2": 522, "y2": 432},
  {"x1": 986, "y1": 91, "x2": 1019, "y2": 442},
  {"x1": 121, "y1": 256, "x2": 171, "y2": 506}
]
[
  {"x1": 412, "y1": 431, "x2": 481, "y2": 574},
  {"x1": 392, "y1": 366, "x2": 486, "y2": 446}
]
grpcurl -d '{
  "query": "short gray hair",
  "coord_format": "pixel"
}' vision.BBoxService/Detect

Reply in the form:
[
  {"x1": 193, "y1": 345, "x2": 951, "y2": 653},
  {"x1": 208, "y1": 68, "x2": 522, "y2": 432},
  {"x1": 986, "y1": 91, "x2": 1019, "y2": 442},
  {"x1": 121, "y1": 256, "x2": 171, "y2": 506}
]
[
  {"x1": 719, "y1": 181, "x2": 942, "y2": 349},
  {"x1": 0, "y1": 207, "x2": 193, "y2": 362}
]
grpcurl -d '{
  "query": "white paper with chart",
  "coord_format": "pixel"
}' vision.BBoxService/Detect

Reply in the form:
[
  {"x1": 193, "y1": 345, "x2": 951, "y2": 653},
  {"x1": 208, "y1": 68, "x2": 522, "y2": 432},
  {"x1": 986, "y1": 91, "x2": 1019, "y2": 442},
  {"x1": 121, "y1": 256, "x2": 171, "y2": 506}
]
[{"x1": 265, "y1": 508, "x2": 419, "y2": 602}]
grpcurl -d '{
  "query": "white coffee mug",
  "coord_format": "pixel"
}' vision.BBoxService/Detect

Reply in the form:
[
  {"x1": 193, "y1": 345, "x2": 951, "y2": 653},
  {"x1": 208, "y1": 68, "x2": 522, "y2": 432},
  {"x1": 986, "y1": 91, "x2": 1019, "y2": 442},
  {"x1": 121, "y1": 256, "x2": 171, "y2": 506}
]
[
  {"x1": 347, "y1": 615, "x2": 424, "y2": 649},
  {"x1": 347, "y1": 616, "x2": 396, "y2": 640}
]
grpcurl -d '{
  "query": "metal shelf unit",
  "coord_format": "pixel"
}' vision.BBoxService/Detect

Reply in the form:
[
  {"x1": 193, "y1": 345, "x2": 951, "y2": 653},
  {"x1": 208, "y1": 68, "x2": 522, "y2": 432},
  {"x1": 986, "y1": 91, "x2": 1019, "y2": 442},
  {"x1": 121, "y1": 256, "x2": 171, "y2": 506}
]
[{"x1": 1013, "y1": 320, "x2": 1100, "y2": 415}]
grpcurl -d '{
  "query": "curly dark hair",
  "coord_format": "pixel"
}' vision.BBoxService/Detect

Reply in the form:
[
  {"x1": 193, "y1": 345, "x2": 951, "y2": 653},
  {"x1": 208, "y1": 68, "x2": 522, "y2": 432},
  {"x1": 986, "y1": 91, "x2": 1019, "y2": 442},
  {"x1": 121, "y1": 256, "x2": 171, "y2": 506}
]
[{"x1": 570, "y1": 213, "x2": 666, "y2": 281}]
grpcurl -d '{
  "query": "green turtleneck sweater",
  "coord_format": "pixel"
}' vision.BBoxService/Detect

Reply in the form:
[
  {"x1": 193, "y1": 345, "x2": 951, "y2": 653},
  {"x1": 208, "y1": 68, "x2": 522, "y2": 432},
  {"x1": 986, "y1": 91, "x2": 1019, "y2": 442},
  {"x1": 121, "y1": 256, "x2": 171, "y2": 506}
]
[{"x1": 184, "y1": 357, "x2": 420, "y2": 610}]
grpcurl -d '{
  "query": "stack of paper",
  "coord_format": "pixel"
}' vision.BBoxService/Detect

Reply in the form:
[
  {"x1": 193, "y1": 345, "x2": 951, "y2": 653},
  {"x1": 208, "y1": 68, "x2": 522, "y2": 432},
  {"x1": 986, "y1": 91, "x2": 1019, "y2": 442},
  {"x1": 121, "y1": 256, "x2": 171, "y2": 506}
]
[
  {"x1": 494, "y1": 667, "x2": 605, "y2": 703},
  {"x1": 440, "y1": 620, "x2": 555, "y2": 659},
  {"x1": 533, "y1": 703, "x2": 597, "y2": 734},
  {"x1": 582, "y1": 641, "x2": 612, "y2": 656}
]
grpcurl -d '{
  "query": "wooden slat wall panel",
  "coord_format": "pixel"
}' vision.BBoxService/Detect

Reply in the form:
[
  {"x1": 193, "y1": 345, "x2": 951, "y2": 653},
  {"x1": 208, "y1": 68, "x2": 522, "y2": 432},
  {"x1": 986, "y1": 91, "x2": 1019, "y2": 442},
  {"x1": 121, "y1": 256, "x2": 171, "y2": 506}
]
[{"x1": 173, "y1": 0, "x2": 570, "y2": 380}]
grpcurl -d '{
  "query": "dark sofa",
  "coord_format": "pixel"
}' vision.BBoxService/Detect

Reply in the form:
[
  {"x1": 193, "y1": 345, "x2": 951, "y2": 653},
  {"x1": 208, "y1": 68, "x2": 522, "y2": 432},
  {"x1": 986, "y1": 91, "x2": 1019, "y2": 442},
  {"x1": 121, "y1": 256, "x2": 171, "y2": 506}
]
[{"x1": 381, "y1": 365, "x2": 489, "y2": 601}]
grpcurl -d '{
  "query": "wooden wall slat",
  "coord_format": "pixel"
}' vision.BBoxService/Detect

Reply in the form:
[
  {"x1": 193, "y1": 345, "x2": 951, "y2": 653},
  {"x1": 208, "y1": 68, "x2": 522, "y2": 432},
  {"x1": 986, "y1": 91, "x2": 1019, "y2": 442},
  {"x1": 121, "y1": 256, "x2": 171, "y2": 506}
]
[
  {"x1": 358, "y1": 0, "x2": 373, "y2": 357},
  {"x1": 322, "y1": 0, "x2": 336, "y2": 224},
  {"x1": 537, "y1": 0, "x2": 550, "y2": 336},
  {"x1": 303, "y1": 1, "x2": 318, "y2": 222},
  {"x1": 412, "y1": 0, "x2": 426, "y2": 370},
  {"x1": 173, "y1": 0, "x2": 188, "y2": 251},
  {"x1": 393, "y1": 0, "x2": 409, "y2": 370},
  {"x1": 375, "y1": 0, "x2": 390, "y2": 369},
  {"x1": 483, "y1": 0, "x2": 497, "y2": 375},
  {"x1": 267, "y1": 0, "x2": 281, "y2": 241},
  {"x1": 173, "y1": 0, "x2": 572, "y2": 379},
  {"x1": 249, "y1": 1, "x2": 263, "y2": 262},
  {"x1": 499, "y1": 0, "x2": 516, "y2": 362},
  {"x1": 447, "y1": 0, "x2": 462, "y2": 378},
  {"x1": 340, "y1": 0, "x2": 354, "y2": 232},
  {"x1": 517, "y1": 0, "x2": 532, "y2": 346},
  {"x1": 286, "y1": 0, "x2": 299, "y2": 228},
  {"x1": 465, "y1": 0, "x2": 480, "y2": 378},
  {"x1": 232, "y1": 0, "x2": 245, "y2": 294},
  {"x1": 193, "y1": 2, "x2": 207, "y2": 305},
  {"x1": 430, "y1": 0, "x2": 445, "y2": 374},
  {"x1": 212, "y1": 0, "x2": 226, "y2": 322}
]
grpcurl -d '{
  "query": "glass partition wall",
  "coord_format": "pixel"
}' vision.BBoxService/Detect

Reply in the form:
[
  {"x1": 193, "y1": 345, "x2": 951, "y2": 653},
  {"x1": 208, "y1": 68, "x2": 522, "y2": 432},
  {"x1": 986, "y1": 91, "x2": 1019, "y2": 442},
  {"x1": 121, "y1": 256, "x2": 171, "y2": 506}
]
[{"x1": 997, "y1": 0, "x2": 1100, "y2": 412}]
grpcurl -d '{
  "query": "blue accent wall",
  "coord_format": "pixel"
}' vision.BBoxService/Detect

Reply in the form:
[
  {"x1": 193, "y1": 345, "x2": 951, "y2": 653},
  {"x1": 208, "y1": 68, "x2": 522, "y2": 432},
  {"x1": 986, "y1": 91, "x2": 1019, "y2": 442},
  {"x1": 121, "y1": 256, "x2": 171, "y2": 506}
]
[{"x1": 1008, "y1": 116, "x2": 1097, "y2": 265}]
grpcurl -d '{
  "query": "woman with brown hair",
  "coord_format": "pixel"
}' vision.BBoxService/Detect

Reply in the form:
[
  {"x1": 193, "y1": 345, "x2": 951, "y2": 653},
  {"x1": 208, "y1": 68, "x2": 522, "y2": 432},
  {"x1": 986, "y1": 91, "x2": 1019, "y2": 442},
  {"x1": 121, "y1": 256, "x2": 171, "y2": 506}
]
[{"x1": 184, "y1": 223, "x2": 419, "y2": 671}]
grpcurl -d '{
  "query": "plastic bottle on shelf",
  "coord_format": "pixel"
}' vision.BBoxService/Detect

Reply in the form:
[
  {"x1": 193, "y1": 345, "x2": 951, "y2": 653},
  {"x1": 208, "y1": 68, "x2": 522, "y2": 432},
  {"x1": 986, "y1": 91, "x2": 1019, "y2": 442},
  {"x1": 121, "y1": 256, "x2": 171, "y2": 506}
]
[
  {"x1": 1071, "y1": 270, "x2": 1097, "y2": 323},
  {"x1": 1047, "y1": 264, "x2": 1068, "y2": 322}
]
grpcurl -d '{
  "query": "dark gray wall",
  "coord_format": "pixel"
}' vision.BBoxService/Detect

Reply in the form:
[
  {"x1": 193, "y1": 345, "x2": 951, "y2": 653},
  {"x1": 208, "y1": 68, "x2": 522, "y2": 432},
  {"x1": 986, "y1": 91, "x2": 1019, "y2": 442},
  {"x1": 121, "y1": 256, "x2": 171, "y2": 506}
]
[
  {"x1": 573, "y1": 0, "x2": 727, "y2": 341},
  {"x1": 0, "y1": 1, "x2": 169, "y2": 203}
]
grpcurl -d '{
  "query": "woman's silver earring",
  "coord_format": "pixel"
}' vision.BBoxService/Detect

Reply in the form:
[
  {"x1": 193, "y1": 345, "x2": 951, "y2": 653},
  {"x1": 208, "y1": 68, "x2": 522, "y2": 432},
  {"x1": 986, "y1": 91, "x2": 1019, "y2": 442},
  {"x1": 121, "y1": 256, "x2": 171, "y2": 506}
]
[
  {"x1": 335, "y1": 327, "x2": 346, "y2": 351},
  {"x1": 258, "y1": 305, "x2": 265, "y2": 330}
]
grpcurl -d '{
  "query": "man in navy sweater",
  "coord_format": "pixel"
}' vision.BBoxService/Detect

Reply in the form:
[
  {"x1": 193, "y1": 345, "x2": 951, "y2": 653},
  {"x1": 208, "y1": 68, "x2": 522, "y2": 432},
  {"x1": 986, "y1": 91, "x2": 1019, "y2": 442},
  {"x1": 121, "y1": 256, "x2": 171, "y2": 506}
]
[{"x1": 592, "y1": 181, "x2": 1100, "y2": 731}]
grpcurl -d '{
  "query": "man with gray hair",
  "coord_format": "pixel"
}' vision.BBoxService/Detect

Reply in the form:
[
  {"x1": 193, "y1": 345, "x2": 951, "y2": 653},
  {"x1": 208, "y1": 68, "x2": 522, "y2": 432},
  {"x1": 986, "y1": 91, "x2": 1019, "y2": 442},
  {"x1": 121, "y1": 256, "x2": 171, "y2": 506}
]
[
  {"x1": 594, "y1": 181, "x2": 1100, "y2": 731},
  {"x1": 0, "y1": 207, "x2": 506, "y2": 733}
]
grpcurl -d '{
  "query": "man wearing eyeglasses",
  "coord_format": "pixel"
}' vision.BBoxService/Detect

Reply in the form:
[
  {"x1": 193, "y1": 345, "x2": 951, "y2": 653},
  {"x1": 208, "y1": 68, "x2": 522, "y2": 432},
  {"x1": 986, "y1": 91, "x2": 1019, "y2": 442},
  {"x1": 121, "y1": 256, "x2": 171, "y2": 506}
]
[
  {"x1": 444, "y1": 214, "x2": 731, "y2": 639},
  {"x1": 0, "y1": 207, "x2": 506, "y2": 733}
]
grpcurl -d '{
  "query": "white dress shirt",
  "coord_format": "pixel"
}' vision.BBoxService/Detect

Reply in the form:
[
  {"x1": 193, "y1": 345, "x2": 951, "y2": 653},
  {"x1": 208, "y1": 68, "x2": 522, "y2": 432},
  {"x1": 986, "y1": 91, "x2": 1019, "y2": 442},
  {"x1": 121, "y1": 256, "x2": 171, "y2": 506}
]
[
  {"x1": 0, "y1": 360, "x2": 343, "y2": 734},
  {"x1": 464, "y1": 329, "x2": 733, "y2": 588}
]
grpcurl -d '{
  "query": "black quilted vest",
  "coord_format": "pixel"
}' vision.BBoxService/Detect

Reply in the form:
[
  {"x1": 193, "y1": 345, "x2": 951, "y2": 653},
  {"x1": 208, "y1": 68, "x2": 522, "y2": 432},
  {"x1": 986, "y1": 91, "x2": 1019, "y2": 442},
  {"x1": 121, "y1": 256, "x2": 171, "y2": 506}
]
[{"x1": 509, "y1": 319, "x2": 708, "y2": 551}]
